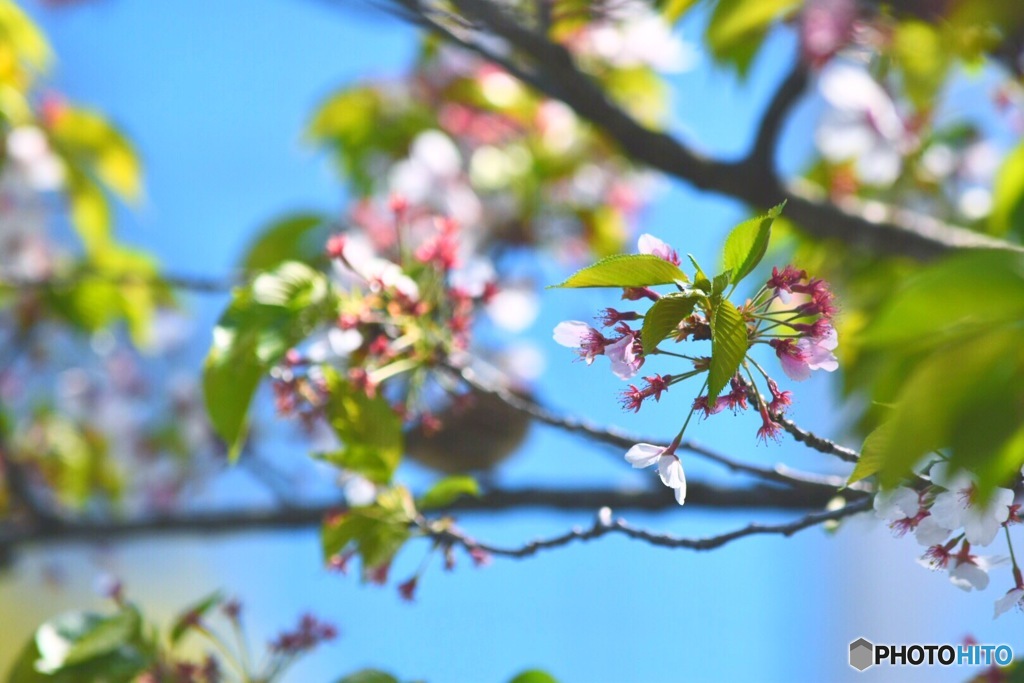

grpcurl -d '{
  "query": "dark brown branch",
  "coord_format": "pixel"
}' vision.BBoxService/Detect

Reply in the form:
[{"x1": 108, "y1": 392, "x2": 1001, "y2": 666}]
[
  {"x1": 453, "y1": 365, "x2": 866, "y2": 490},
  {"x1": 0, "y1": 271, "x2": 234, "y2": 295},
  {"x1": 0, "y1": 482, "x2": 861, "y2": 554},
  {"x1": 428, "y1": 495, "x2": 872, "y2": 557},
  {"x1": 397, "y1": 0, "x2": 1021, "y2": 261},
  {"x1": 748, "y1": 61, "x2": 809, "y2": 177},
  {"x1": 775, "y1": 414, "x2": 860, "y2": 463}
]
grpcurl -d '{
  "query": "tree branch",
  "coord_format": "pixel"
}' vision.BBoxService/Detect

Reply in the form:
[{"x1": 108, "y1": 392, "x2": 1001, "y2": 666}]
[
  {"x1": 748, "y1": 60, "x2": 809, "y2": 177},
  {"x1": 0, "y1": 270, "x2": 234, "y2": 295},
  {"x1": 392, "y1": 0, "x2": 1022, "y2": 261},
  {"x1": 0, "y1": 482, "x2": 864, "y2": 555},
  {"x1": 452, "y1": 365, "x2": 865, "y2": 490},
  {"x1": 428, "y1": 495, "x2": 872, "y2": 557}
]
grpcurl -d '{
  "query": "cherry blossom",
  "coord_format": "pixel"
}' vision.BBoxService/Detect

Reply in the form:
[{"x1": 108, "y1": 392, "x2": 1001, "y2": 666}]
[
  {"x1": 815, "y1": 62, "x2": 912, "y2": 187},
  {"x1": 929, "y1": 464, "x2": 1014, "y2": 547},
  {"x1": 995, "y1": 586, "x2": 1024, "y2": 618},
  {"x1": 604, "y1": 332, "x2": 643, "y2": 380},
  {"x1": 770, "y1": 331, "x2": 839, "y2": 382},
  {"x1": 637, "y1": 233, "x2": 680, "y2": 265},
  {"x1": 624, "y1": 442, "x2": 686, "y2": 505},
  {"x1": 553, "y1": 321, "x2": 611, "y2": 365},
  {"x1": 874, "y1": 487, "x2": 920, "y2": 522}
]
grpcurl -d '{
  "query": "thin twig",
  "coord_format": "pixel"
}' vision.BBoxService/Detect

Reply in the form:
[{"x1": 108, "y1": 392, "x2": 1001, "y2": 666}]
[
  {"x1": 387, "y1": 0, "x2": 1022, "y2": 261},
  {"x1": 428, "y1": 495, "x2": 872, "y2": 557},
  {"x1": 453, "y1": 365, "x2": 862, "y2": 490}
]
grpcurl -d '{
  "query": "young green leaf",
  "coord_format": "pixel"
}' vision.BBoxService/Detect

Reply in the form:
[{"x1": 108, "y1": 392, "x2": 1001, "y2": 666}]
[
  {"x1": 847, "y1": 422, "x2": 892, "y2": 485},
  {"x1": 640, "y1": 292, "x2": 700, "y2": 354},
  {"x1": 710, "y1": 270, "x2": 732, "y2": 303},
  {"x1": 707, "y1": 299, "x2": 748, "y2": 404},
  {"x1": 320, "y1": 370, "x2": 404, "y2": 485},
  {"x1": 508, "y1": 671, "x2": 560, "y2": 683},
  {"x1": 552, "y1": 254, "x2": 688, "y2": 288},
  {"x1": 418, "y1": 475, "x2": 480, "y2": 510},
  {"x1": 991, "y1": 140, "x2": 1024, "y2": 237},
  {"x1": 241, "y1": 212, "x2": 331, "y2": 274},
  {"x1": 336, "y1": 670, "x2": 401, "y2": 683},
  {"x1": 721, "y1": 201, "x2": 784, "y2": 286},
  {"x1": 203, "y1": 262, "x2": 332, "y2": 461},
  {"x1": 169, "y1": 591, "x2": 223, "y2": 645},
  {"x1": 688, "y1": 254, "x2": 711, "y2": 293}
]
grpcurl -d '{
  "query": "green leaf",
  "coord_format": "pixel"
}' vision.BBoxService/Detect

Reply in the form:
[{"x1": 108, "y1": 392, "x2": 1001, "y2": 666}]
[
  {"x1": 241, "y1": 212, "x2": 331, "y2": 274},
  {"x1": 27, "y1": 608, "x2": 145, "y2": 679},
  {"x1": 893, "y1": 21, "x2": 951, "y2": 110},
  {"x1": 688, "y1": 254, "x2": 711, "y2": 293},
  {"x1": 0, "y1": 0, "x2": 53, "y2": 73},
  {"x1": 847, "y1": 422, "x2": 892, "y2": 485},
  {"x1": 321, "y1": 488, "x2": 415, "y2": 571},
  {"x1": 551, "y1": 254, "x2": 688, "y2": 289},
  {"x1": 50, "y1": 106, "x2": 142, "y2": 202},
  {"x1": 508, "y1": 671, "x2": 560, "y2": 683},
  {"x1": 707, "y1": 299, "x2": 747, "y2": 404},
  {"x1": 640, "y1": 293, "x2": 700, "y2": 354},
  {"x1": 418, "y1": 475, "x2": 480, "y2": 510},
  {"x1": 658, "y1": 0, "x2": 703, "y2": 23},
  {"x1": 204, "y1": 262, "x2": 332, "y2": 460},
  {"x1": 169, "y1": 591, "x2": 223, "y2": 645},
  {"x1": 862, "y1": 251, "x2": 1024, "y2": 349},
  {"x1": 710, "y1": 271, "x2": 732, "y2": 303},
  {"x1": 336, "y1": 670, "x2": 400, "y2": 683},
  {"x1": 320, "y1": 370, "x2": 404, "y2": 485},
  {"x1": 874, "y1": 330, "x2": 1019, "y2": 487},
  {"x1": 6, "y1": 607, "x2": 149, "y2": 683},
  {"x1": 721, "y1": 202, "x2": 783, "y2": 286},
  {"x1": 705, "y1": 0, "x2": 799, "y2": 74},
  {"x1": 990, "y1": 140, "x2": 1024, "y2": 237},
  {"x1": 66, "y1": 169, "x2": 112, "y2": 253}
]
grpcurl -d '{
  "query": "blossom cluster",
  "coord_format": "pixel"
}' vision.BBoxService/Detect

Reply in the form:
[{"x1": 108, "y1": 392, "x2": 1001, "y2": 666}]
[
  {"x1": 270, "y1": 198, "x2": 511, "y2": 438},
  {"x1": 554, "y1": 230, "x2": 839, "y2": 505},
  {"x1": 875, "y1": 463, "x2": 1024, "y2": 618}
]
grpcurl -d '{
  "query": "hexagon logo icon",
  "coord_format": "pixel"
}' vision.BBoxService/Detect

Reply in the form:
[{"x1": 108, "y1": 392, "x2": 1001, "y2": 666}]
[{"x1": 850, "y1": 638, "x2": 874, "y2": 671}]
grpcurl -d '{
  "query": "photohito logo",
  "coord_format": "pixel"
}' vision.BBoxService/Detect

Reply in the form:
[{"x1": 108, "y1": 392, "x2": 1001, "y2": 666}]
[{"x1": 849, "y1": 638, "x2": 1013, "y2": 672}]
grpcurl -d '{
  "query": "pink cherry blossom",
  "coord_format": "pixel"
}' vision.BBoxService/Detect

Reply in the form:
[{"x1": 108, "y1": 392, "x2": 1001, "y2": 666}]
[
  {"x1": 604, "y1": 332, "x2": 643, "y2": 380},
  {"x1": 770, "y1": 331, "x2": 839, "y2": 382},
  {"x1": 553, "y1": 321, "x2": 611, "y2": 365},
  {"x1": 637, "y1": 233, "x2": 680, "y2": 265}
]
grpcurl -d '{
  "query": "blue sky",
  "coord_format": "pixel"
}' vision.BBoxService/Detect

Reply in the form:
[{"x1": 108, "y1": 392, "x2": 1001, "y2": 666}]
[{"x1": 1, "y1": 1, "x2": 1019, "y2": 681}]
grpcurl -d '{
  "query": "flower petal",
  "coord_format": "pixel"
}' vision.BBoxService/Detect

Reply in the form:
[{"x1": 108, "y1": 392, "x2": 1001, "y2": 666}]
[
  {"x1": 625, "y1": 443, "x2": 663, "y2": 468},
  {"x1": 657, "y1": 454, "x2": 685, "y2": 489}
]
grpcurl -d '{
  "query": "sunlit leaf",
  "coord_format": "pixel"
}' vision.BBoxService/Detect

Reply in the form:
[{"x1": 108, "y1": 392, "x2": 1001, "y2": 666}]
[
  {"x1": 874, "y1": 330, "x2": 1020, "y2": 488},
  {"x1": 990, "y1": 140, "x2": 1024, "y2": 238},
  {"x1": 707, "y1": 299, "x2": 747, "y2": 404},
  {"x1": 721, "y1": 202, "x2": 783, "y2": 286},
  {"x1": 552, "y1": 254, "x2": 688, "y2": 289},
  {"x1": 50, "y1": 105, "x2": 143, "y2": 202},
  {"x1": 705, "y1": 0, "x2": 799, "y2": 75},
  {"x1": 641, "y1": 292, "x2": 700, "y2": 354},
  {"x1": 169, "y1": 591, "x2": 223, "y2": 645},
  {"x1": 508, "y1": 671, "x2": 560, "y2": 683},
  {"x1": 847, "y1": 422, "x2": 892, "y2": 485},
  {"x1": 862, "y1": 251, "x2": 1024, "y2": 349},
  {"x1": 204, "y1": 262, "x2": 333, "y2": 460},
  {"x1": 241, "y1": 212, "x2": 331, "y2": 273},
  {"x1": 320, "y1": 370, "x2": 404, "y2": 485},
  {"x1": 336, "y1": 670, "x2": 401, "y2": 683},
  {"x1": 418, "y1": 475, "x2": 480, "y2": 510}
]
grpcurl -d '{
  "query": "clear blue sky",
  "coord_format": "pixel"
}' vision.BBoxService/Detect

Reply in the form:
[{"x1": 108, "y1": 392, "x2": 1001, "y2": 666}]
[{"x1": 3, "y1": 1, "x2": 1017, "y2": 681}]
